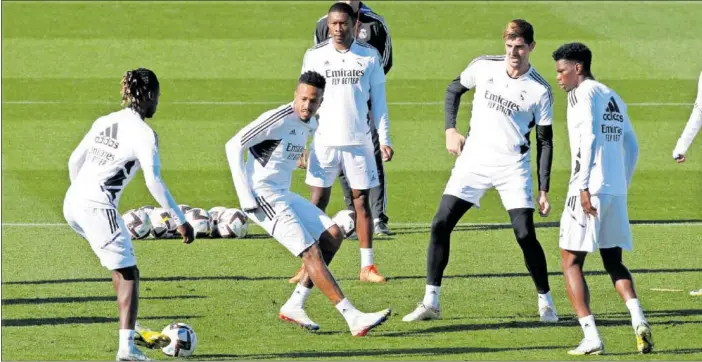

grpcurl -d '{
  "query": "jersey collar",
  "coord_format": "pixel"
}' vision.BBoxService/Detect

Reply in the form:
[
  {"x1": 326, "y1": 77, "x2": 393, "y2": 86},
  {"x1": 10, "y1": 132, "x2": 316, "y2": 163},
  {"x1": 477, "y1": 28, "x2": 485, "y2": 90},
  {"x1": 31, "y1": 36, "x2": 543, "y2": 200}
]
[
  {"x1": 505, "y1": 64, "x2": 534, "y2": 80},
  {"x1": 332, "y1": 39, "x2": 354, "y2": 53}
]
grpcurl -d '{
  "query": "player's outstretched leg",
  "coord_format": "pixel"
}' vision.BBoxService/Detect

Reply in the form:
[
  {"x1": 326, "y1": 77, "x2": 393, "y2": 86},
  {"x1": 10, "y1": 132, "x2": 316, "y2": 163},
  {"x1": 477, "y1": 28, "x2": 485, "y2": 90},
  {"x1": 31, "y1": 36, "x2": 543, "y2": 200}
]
[
  {"x1": 289, "y1": 186, "x2": 334, "y2": 283},
  {"x1": 280, "y1": 226, "x2": 345, "y2": 330},
  {"x1": 561, "y1": 250, "x2": 605, "y2": 355},
  {"x1": 112, "y1": 266, "x2": 151, "y2": 361},
  {"x1": 508, "y1": 208, "x2": 558, "y2": 322},
  {"x1": 403, "y1": 195, "x2": 471, "y2": 322},
  {"x1": 297, "y1": 242, "x2": 391, "y2": 336},
  {"x1": 353, "y1": 188, "x2": 385, "y2": 282},
  {"x1": 600, "y1": 247, "x2": 653, "y2": 354}
]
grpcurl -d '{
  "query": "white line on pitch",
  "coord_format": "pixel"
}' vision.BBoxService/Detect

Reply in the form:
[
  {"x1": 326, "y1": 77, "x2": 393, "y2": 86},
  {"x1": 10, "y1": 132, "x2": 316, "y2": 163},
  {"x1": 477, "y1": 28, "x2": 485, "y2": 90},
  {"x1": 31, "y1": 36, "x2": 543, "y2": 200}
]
[
  {"x1": 650, "y1": 288, "x2": 684, "y2": 292},
  {"x1": 0, "y1": 100, "x2": 692, "y2": 107}
]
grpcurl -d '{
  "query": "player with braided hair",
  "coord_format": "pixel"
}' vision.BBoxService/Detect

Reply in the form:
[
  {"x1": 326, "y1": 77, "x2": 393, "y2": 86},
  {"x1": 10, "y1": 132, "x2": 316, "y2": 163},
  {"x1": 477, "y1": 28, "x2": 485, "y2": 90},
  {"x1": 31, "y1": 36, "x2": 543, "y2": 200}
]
[
  {"x1": 64, "y1": 68, "x2": 194, "y2": 361},
  {"x1": 120, "y1": 68, "x2": 161, "y2": 118}
]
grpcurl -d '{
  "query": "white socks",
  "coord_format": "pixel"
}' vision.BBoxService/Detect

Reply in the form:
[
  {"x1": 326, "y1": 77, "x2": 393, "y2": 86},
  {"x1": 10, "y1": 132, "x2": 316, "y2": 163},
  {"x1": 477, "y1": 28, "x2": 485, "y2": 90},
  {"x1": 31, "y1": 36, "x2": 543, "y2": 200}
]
[
  {"x1": 118, "y1": 329, "x2": 135, "y2": 351},
  {"x1": 335, "y1": 298, "x2": 361, "y2": 323},
  {"x1": 578, "y1": 315, "x2": 601, "y2": 342},
  {"x1": 626, "y1": 298, "x2": 647, "y2": 330},
  {"x1": 538, "y1": 291, "x2": 555, "y2": 308},
  {"x1": 360, "y1": 248, "x2": 374, "y2": 268},
  {"x1": 285, "y1": 284, "x2": 312, "y2": 308},
  {"x1": 423, "y1": 285, "x2": 441, "y2": 308}
]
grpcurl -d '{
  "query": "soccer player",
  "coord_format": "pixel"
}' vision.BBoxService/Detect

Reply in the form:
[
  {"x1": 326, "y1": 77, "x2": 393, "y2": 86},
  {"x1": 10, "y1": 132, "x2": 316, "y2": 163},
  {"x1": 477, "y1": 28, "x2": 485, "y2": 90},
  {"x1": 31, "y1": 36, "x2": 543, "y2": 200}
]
[
  {"x1": 295, "y1": 2, "x2": 393, "y2": 283},
  {"x1": 672, "y1": 70, "x2": 702, "y2": 297},
  {"x1": 312, "y1": 0, "x2": 394, "y2": 236},
  {"x1": 63, "y1": 68, "x2": 195, "y2": 361},
  {"x1": 225, "y1": 71, "x2": 391, "y2": 335},
  {"x1": 403, "y1": 19, "x2": 559, "y2": 323},
  {"x1": 552, "y1": 43, "x2": 653, "y2": 355}
]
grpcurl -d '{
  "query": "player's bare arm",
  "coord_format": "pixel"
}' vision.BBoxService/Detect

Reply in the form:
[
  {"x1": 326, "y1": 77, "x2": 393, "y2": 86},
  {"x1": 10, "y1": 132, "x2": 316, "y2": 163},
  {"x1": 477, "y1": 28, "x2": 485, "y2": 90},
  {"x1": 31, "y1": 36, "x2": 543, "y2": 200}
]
[
  {"x1": 297, "y1": 148, "x2": 308, "y2": 169},
  {"x1": 177, "y1": 223, "x2": 195, "y2": 244},
  {"x1": 579, "y1": 189, "x2": 598, "y2": 217}
]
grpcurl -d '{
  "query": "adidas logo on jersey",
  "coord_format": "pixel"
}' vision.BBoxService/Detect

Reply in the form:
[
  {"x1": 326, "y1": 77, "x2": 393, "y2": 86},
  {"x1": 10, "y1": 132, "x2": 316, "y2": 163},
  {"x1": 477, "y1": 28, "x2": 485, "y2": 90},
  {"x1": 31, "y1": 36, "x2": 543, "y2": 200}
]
[
  {"x1": 603, "y1": 97, "x2": 624, "y2": 122},
  {"x1": 94, "y1": 123, "x2": 120, "y2": 149},
  {"x1": 289, "y1": 129, "x2": 296, "y2": 135}
]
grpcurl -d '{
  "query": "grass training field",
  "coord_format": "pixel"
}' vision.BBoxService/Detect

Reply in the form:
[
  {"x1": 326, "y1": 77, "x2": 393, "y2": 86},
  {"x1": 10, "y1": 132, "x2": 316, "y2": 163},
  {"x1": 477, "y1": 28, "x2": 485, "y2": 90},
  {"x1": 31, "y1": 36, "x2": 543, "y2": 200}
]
[{"x1": 2, "y1": 1, "x2": 701, "y2": 360}]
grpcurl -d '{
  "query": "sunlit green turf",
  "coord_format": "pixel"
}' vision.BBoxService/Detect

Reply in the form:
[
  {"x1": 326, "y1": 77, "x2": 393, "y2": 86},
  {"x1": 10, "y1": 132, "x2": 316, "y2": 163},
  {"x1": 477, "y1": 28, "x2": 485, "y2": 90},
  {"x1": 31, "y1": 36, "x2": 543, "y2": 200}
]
[{"x1": 2, "y1": 1, "x2": 701, "y2": 360}]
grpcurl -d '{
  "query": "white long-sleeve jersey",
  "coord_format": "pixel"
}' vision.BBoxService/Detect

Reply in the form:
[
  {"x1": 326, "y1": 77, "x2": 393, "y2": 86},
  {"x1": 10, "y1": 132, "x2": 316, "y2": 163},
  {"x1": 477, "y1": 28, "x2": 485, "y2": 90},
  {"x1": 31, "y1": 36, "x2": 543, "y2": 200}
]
[
  {"x1": 566, "y1": 79, "x2": 639, "y2": 195},
  {"x1": 65, "y1": 108, "x2": 185, "y2": 223},
  {"x1": 673, "y1": 71, "x2": 702, "y2": 158},
  {"x1": 459, "y1": 55, "x2": 553, "y2": 167},
  {"x1": 301, "y1": 40, "x2": 390, "y2": 147},
  {"x1": 226, "y1": 103, "x2": 317, "y2": 210}
]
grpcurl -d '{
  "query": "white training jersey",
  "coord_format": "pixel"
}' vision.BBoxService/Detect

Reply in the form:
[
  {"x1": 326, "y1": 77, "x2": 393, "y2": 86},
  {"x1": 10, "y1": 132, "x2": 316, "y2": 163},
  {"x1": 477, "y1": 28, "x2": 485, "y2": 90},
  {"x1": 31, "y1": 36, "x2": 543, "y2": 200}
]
[
  {"x1": 459, "y1": 55, "x2": 553, "y2": 167},
  {"x1": 673, "y1": 71, "x2": 702, "y2": 158},
  {"x1": 301, "y1": 39, "x2": 390, "y2": 146},
  {"x1": 65, "y1": 108, "x2": 185, "y2": 222},
  {"x1": 566, "y1": 79, "x2": 635, "y2": 195},
  {"x1": 226, "y1": 102, "x2": 317, "y2": 210}
]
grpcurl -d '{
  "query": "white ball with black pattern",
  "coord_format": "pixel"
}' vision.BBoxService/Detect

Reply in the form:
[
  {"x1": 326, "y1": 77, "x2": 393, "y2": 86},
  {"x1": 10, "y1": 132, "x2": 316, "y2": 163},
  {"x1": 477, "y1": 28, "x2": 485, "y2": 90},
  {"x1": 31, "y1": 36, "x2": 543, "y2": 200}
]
[
  {"x1": 332, "y1": 210, "x2": 355, "y2": 238},
  {"x1": 122, "y1": 208, "x2": 151, "y2": 239},
  {"x1": 161, "y1": 322, "x2": 197, "y2": 357},
  {"x1": 184, "y1": 208, "x2": 210, "y2": 238},
  {"x1": 217, "y1": 208, "x2": 249, "y2": 238},
  {"x1": 149, "y1": 208, "x2": 178, "y2": 239},
  {"x1": 208, "y1": 206, "x2": 227, "y2": 238}
]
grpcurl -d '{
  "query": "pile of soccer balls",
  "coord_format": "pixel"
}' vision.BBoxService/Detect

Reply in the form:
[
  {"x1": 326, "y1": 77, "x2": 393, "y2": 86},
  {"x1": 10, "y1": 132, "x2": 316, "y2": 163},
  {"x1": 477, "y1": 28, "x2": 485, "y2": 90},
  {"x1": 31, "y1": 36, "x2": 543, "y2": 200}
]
[{"x1": 122, "y1": 204, "x2": 249, "y2": 240}]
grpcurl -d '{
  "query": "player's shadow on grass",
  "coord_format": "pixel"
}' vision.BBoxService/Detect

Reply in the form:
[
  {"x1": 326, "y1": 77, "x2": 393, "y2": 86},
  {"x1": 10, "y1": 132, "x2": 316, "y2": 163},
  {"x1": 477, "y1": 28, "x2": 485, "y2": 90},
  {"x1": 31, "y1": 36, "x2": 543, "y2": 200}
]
[
  {"x1": 605, "y1": 348, "x2": 702, "y2": 356},
  {"x1": 380, "y1": 319, "x2": 702, "y2": 337},
  {"x1": 2, "y1": 275, "x2": 289, "y2": 285},
  {"x1": 390, "y1": 219, "x2": 702, "y2": 236},
  {"x1": 600, "y1": 309, "x2": 702, "y2": 318},
  {"x1": 388, "y1": 267, "x2": 702, "y2": 282},
  {"x1": 6, "y1": 266, "x2": 700, "y2": 285},
  {"x1": 195, "y1": 345, "x2": 564, "y2": 359},
  {"x1": 2, "y1": 295, "x2": 205, "y2": 305},
  {"x1": 2, "y1": 315, "x2": 201, "y2": 327}
]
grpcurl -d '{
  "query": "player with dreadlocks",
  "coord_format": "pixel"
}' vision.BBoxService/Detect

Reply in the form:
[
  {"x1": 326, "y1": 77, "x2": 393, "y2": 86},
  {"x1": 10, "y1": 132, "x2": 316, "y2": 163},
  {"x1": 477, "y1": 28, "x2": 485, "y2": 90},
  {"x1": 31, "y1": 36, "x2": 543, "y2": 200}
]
[{"x1": 64, "y1": 68, "x2": 195, "y2": 361}]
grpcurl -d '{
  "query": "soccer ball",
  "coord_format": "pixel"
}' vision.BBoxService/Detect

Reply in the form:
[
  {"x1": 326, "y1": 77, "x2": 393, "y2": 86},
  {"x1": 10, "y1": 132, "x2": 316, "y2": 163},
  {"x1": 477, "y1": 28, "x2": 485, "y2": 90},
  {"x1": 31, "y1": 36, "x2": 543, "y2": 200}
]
[
  {"x1": 122, "y1": 209, "x2": 151, "y2": 239},
  {"x1": 208, "y1": 206, "x2": 227, "y2": 238},
  {"x1": 161, "y1": 322, "x2": 197, "y2": 357},
  {"x1": 139, "y1": 205, "x2": 155, "y2": 214},
  {"x1": 217, "y1": 208, "x2": 249, "y2": 238},
  {"x1": 149, "y1": 208, "x2": 178, "y2": 238},
  {"x1": 178, "y1": 204, "x2": 192, "y2": 214},
  {"x1": 332, "y1": 210, "x2": 355, "y2": 238},
  {"x1": 184, "y1": 208, "x2": 210, "y2": 238}
]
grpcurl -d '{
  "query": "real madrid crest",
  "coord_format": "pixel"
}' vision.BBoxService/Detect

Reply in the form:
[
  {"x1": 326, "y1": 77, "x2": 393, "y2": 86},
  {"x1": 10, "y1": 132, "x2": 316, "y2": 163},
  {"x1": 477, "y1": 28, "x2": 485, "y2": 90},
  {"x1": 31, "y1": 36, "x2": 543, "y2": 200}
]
[{"x1": 359, "y1": 28, "x2": 368, "y2": 40}]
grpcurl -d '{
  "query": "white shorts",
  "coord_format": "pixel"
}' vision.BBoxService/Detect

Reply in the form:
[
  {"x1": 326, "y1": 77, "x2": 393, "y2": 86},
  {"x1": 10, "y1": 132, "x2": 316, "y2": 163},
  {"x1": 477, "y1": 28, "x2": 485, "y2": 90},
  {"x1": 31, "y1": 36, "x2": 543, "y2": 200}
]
[
  {"x1": 305, "y1": 139, "x2": 379, "y2": 190},
  {"x1": 63, "y1": 202, "x2": 136, "y2": 270},
  {"x1": 443, "y1": 158, "x2": 534, "y2": 210},
  {"x1": 559, "y1": 193, "x2": 633, "y2": 253},
  {"x1": 246, "y1": 191, "x2": 336, "y2": 257}
]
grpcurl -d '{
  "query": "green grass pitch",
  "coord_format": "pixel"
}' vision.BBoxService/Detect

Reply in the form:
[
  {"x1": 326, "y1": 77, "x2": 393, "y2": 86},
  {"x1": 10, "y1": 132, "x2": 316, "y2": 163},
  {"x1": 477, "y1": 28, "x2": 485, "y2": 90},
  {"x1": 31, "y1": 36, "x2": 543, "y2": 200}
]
[{"x1": 2, "y1": 1, "x2": 701, "y2": 360}]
